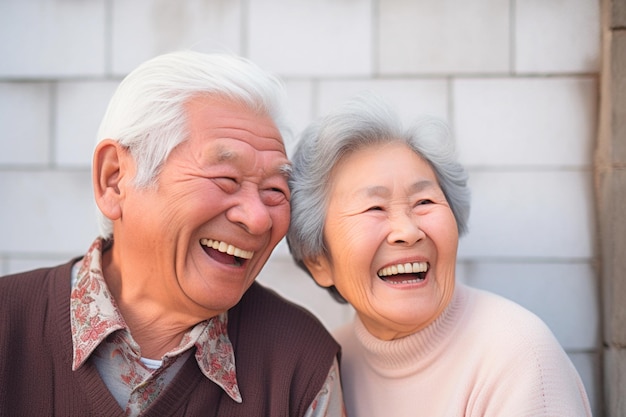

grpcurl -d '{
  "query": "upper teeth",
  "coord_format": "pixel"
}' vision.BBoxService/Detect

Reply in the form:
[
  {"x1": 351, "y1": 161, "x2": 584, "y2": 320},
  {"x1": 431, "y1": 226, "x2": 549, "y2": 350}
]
[
  {"x1": 200, "y1": 238, "x2": 254, "y2": 260},
  {"x1": 378, "y1": 262, "x2": 428, "y2": 277}
]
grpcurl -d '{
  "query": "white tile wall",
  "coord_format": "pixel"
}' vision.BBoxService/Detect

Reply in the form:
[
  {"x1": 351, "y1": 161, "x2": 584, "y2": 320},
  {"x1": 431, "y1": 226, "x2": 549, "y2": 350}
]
[
  {"x1": 0, "y1": 0, "x2": 106, "y2": 78},
  {"x1": 55, "y1": 81, "x2": 120, "y2": 167},
  {"x1": 248, "y1": 0, "x2": 373, "y2": 76},
  {"x1": 111, "y1": 0, "x2": 243, "y2": 75},
  {"x1": 316, "y1": 79, "x2": 450, "y2": 123},
  {"x1": 4, "y1": 256, "x2": 76, "y2": 277},
  {"x1": 453, "y1": 77, "x2": 597, "y2": 167},
  {"x1": 282, "y1": 79, "x2": 315, "y2": 152},
  {"x1": 0, "y1": 171, "x2": 98, "y2": 254},
  {"x1": 458, "y1": 170, "x2": 595, "y2": 258},
  {"x1": 0, "y1": 0, "x2": 603, "y2": 411},
  {"x1": 0, "y1": 83, "x2": 51, "y2": 165},
  {"x1": 378, "y1": 0, "x2": 510, "y2": 74},
  {"x1": 515, "y1": 0, "x2": 601, "y2": 74}
]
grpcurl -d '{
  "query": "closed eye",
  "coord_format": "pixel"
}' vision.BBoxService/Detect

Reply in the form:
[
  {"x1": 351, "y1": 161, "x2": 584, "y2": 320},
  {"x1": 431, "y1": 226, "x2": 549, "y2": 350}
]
[
  {"x1": 213, "y1": 177, "x2": 239, "y2": 193},
  {"x1": 261, "y1": 187, "x2": 290, "y2": 206},
  {"x1": 260, "y1": 175, "x2": 290, "y2": 205}
]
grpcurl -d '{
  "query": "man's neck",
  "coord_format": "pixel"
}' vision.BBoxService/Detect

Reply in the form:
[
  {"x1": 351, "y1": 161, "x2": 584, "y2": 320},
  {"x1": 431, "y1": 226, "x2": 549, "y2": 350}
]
[{"x1": 101, "y1": 246, "x2": 201, "y2": 359}]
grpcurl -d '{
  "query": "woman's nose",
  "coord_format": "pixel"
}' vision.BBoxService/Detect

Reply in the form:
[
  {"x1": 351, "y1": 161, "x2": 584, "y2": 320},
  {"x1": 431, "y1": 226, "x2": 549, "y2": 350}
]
[{"x1": 387, "y1": 210, "x2": 424, "y2": 246}]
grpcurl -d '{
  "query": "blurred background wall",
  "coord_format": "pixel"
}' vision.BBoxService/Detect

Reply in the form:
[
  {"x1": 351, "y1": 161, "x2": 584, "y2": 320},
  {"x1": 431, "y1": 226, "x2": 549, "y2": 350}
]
[{"x1": 0, "y1": 0, "x2": 607, "y2": 414}]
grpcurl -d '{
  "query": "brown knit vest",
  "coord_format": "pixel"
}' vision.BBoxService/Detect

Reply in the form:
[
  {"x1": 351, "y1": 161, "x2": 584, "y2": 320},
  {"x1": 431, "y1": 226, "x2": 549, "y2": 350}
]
[{"x1": 0, "y1": 259, "x2": 340, "y2": 417}]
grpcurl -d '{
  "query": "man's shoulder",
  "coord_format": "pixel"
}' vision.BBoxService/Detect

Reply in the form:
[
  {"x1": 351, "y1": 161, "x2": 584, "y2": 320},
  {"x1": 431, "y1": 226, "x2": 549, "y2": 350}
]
[
  {"x1": 0, "y1": 259, "x2": 77, "y2": 308},
  {"x1": 227, "y1": 283, "x2": 341, "y2": 415},
  {"x1": 233, "y1": 282, "x2": 338, "y2": 346},
  {"x1": 0, "y1": 266, "x2": 52, "y2": 293},
  {"x1": 240, "y1": 282, "x2": 326, "y2": 324}
]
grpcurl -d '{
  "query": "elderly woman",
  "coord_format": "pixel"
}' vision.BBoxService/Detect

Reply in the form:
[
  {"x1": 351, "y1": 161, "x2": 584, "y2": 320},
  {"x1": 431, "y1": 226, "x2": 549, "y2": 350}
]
[{"x1": 287, "y1": 93, "x2": 591, "y2": 416}]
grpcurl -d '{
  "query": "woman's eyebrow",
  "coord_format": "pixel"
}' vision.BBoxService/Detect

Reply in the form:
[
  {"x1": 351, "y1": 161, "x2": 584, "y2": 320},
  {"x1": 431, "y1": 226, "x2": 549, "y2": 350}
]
[
  {"x1": 358, "y1": 180, "x2": 436, "y2": 198},
  {"x1": 408, "y1": 179, "x2": 437, "y2": 193},
  {"x1": 361, "y1": 185, "x2": 390, "y2": 198}
]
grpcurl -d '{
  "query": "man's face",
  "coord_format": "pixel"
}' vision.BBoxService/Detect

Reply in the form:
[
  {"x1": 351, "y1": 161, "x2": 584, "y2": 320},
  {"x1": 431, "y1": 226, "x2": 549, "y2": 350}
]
[{"x1": 119, "y1": 96, "x2": 291, "y2": 318}]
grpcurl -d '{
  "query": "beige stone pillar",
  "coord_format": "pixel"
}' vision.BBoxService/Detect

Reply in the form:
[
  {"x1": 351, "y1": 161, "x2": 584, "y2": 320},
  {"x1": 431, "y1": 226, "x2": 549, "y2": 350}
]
[{"x1": 598, "y1": 0, "x2": 626, "y2": 416}]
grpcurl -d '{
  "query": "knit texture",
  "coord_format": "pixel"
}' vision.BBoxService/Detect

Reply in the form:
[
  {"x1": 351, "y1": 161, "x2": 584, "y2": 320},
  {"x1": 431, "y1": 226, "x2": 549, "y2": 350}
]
[
  {"x1": 0, "y1": 259, "x2": 339, "y2": 417},
  {"x1": 334, "y1": 284, "x2": 592, "y2": 417}
]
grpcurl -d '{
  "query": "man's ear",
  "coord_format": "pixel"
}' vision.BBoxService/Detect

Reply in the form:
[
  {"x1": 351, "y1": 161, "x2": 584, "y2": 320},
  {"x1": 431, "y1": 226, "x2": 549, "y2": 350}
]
[
  {"x1": 303, "y1": 254, "x2": 335, "y2": 288},
  {"x1": 92, "y1": 139, "x2": 131, "y2": 222}
]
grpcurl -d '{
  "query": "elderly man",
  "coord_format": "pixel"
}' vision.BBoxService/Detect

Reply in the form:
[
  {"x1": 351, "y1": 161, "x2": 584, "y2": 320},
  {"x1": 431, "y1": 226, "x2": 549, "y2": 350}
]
[{"x1": 0, "y1": 51, "x2": 342, "y2": 416}]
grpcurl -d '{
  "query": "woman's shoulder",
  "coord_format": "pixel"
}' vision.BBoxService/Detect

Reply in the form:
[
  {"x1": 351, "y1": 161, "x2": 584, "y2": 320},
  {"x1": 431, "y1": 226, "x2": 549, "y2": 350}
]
[
  {"x1": 460, "y1": 285, "x2": 590, "y2": 414},
  {"x1": 462, "y1": 284, "x2": 564, "y2": 353}
]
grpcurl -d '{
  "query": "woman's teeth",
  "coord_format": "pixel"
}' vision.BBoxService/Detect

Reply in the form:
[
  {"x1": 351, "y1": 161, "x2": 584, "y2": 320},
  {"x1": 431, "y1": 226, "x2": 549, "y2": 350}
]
[
  {"x1": 200, "y1": 238, "x2": 254, "y2": 259},
  {"x1": 377, "y1": 262, "x2": 428, "y2": 277}
]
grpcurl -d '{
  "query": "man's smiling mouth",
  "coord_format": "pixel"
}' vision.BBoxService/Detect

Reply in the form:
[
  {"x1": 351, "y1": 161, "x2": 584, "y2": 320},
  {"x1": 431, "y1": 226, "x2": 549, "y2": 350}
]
[
  {"x1": 377, "y1": 262, "x2": 428, "y2": 284},
  {"x1": 200, "y1": 238, "x2": 254, "y2": 267}
]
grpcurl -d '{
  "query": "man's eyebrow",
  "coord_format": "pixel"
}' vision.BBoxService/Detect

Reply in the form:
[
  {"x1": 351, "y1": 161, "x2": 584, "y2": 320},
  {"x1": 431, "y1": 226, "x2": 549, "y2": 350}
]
[
  {"x1": 213, "y1": 147, "x2": 291, "y2": 177},
  {"x1": 216, "y1": 149, "x2": 237, "y2": 162},
  {"x1": 278, "y1": 162, "x2": 292, "y2": 178}
]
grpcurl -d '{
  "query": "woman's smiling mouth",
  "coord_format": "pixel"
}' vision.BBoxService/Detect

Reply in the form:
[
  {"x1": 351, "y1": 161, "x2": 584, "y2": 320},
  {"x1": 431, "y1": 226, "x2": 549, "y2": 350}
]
[{"x1": 377, "y1": 261, "x2": 428, "y2": 284}]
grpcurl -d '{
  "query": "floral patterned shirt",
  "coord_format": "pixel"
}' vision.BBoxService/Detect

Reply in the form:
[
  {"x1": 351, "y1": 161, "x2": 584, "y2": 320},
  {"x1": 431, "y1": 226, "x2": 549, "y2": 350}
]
[{"x1": 70, "y1": 238, "x2": 343, "y2": 416}]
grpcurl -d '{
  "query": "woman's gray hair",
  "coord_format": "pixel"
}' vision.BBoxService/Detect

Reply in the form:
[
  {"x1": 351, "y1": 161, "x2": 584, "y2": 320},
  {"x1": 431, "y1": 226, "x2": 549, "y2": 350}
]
[
  {"x1": 95, "y1": 50, "x2": 290, "y2": 238},
  {"x1": 286, "y1": 93, "x2": 470, "y2": 302}
]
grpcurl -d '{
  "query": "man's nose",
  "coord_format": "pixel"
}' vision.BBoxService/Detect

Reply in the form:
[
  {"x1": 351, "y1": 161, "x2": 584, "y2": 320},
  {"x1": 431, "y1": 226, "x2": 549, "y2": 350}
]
[{"x1": 227, "y1": 188, "x2": 272, "y2": 235}]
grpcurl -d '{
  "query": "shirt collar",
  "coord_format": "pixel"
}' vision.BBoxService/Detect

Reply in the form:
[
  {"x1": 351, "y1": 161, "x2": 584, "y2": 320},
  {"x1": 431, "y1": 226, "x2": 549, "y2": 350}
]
[{"x1": 69, "y1": 237, "x2": 242, "y2": 402}]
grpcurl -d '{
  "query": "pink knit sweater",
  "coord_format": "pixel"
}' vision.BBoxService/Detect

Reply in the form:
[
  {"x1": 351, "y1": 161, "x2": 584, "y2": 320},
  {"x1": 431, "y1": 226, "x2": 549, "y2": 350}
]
[{"x1": 334, "y1": 284, "x2": 591, "y2": 417}]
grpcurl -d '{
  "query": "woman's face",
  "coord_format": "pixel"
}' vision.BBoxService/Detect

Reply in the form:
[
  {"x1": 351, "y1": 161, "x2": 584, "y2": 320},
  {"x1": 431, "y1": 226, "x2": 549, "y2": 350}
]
[{"x1": 307, "y1": 142, "x2": 459, "y2": 340}]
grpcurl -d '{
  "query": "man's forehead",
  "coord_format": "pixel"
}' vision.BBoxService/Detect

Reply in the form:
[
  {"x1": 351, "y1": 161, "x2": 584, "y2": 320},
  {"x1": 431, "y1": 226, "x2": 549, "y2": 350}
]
[
  {"x1": 187, "y1": 95, "x2": 282, "y2": 137},
  {"x1": 187, "y1": 104, "x2": 285, "y2": 149}
]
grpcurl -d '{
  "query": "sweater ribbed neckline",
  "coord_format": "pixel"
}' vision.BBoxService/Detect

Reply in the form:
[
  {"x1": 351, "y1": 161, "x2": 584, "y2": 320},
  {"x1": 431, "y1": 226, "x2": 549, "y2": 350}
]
[{"x1": 352, "y1": 284, "x2": 470, "y2": 377}]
